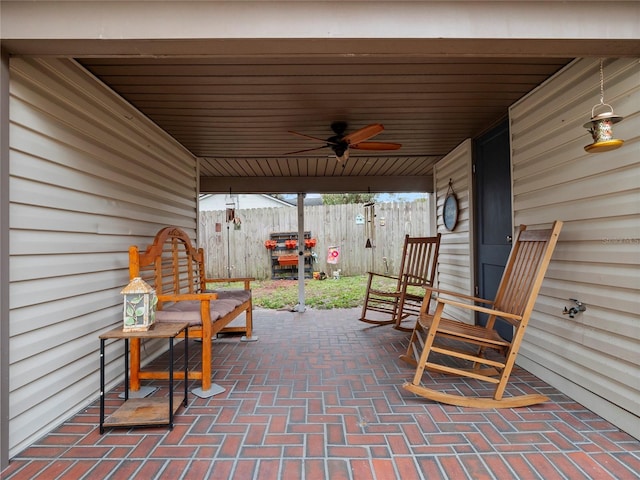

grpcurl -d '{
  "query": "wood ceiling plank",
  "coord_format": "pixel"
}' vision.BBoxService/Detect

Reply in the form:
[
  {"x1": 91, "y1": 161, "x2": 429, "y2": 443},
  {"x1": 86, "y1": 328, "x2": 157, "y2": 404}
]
[
  {"x1": 82, "y1": 62, "x2": 566, "y2": 77},
  {"x1": 112, "y1": 83, "x2": 542, "y2": 94},
  {"x1": 81, "y1": 57, "x2": 570, "y2": 67}
]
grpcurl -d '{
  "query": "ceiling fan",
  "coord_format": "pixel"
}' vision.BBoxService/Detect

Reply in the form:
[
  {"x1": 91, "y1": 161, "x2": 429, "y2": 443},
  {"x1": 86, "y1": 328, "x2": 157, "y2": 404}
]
[{"x1": 286, "y1": 122, "x2": 401, "y2": 164}]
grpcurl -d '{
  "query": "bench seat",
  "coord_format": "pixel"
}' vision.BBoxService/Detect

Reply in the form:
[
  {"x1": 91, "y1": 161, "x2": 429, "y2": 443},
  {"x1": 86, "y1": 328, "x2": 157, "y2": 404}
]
[{"x1": 157, "y1": 299, "x2": 241, "y2": 325}]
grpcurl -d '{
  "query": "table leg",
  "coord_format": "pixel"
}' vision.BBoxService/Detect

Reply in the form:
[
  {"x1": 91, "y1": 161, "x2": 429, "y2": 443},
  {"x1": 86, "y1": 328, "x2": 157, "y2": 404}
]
[
  {"x1": 99, "y1": 339, "x2": 105, "y2": 434},
  {"x1": 169, "y1": 336, "x2": 174, "y2": 429},
  {"x1": 124, "y1": 339, "x2": 129, "y2": 402},
  {"x1": 184, "y1": 327, "x2": 188, "y2": 407}
]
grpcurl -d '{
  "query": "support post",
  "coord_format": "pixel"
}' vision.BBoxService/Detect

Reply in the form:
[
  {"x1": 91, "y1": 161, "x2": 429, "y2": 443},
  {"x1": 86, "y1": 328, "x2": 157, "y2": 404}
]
[{"x1": 296, "y1": 193, "x2": 306, "y2": 312}]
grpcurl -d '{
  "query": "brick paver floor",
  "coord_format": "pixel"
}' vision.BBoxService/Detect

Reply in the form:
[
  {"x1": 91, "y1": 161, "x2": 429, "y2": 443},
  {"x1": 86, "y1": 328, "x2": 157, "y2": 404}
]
[{"x1": 3, "y1": 308, "x2": 639, "y2": 479}]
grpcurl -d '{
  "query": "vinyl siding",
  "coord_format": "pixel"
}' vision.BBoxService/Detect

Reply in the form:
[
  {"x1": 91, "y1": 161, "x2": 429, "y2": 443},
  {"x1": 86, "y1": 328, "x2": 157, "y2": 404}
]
[
  {"x1": 433, "y1": 139, "x2": 474, "y2": 323},
  {"x1": 509, "y1": 58, "x2": 640, "y2": 438},
  {"x1": 8, "y1": 58, "x2": 198, "y2": 456}
]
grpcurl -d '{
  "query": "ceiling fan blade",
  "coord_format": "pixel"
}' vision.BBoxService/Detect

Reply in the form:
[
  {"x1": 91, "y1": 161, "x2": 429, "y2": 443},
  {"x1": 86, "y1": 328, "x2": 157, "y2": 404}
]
[
  {"x1": 350, "y1": 141, "x2": 402, "y2": 151},
  {"x1": 283, "y1": 145, "x2": 329, "y2": 155},
  {"x1": 342, "y1": 123, "x2": 384, "y2": 145},
  {"x1": 288, "y1": 130, "x2": 337, "y2": 145}
]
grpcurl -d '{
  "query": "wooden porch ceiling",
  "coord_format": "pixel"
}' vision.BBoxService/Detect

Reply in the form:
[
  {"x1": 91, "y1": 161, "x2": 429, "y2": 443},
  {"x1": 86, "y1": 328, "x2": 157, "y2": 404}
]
[{"x1": 79, "y1": 56, "x2": 572, "y2": 193}]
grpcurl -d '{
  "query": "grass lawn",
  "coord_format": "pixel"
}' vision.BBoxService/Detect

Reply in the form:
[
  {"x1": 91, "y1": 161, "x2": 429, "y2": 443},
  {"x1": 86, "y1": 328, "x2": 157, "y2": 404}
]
[
  {"x1": 209, "y1": 275, "x2": 424, "y2": 310},
  {"x1": 251, "y1": 275, "x2": 371, "y2": 310}
]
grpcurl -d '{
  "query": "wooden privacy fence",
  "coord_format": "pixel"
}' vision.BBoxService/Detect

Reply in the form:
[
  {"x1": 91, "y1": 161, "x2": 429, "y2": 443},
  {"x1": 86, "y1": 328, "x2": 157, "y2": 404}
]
[{"x1": 198, "y1": 200, "x2": 433, "y2": 280}]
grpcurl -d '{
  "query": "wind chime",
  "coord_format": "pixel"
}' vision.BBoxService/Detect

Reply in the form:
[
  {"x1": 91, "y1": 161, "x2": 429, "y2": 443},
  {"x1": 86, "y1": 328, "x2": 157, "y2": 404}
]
[
  {"x1": 583, "y1": 59, "x2": 625, "y2": 153},
  {"x1": 364, "y1": 201, "x2": 375, "y2": 248},
  {"x1": 361, "y1": 200, "x2": 375, "y2": 273},
  {"x1": 225, "y1": 195, "x2": 241, "y2": 278}
]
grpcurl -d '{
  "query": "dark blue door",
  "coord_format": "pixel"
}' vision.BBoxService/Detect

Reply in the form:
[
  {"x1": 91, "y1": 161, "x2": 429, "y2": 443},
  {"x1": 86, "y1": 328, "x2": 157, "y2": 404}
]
[{"x1": 473, "y1": 119, "x2": 513, "y2": 341}]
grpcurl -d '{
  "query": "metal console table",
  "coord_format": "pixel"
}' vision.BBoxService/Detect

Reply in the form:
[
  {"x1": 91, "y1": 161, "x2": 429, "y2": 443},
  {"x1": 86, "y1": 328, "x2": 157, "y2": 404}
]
[{"x1": 99, "y1": 322, "x2": 189, "y2": 433}]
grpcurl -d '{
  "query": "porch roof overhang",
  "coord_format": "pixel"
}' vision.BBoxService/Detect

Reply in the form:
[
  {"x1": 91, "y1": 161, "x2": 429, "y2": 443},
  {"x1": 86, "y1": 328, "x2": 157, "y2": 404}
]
[{"x1": 2, "y1": 1, "x2": 639, "y2": 194}]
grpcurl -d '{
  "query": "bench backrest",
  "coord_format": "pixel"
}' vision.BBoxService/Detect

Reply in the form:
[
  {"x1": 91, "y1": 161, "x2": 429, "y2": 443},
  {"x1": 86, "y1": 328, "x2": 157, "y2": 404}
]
[{"x1": 129, "y1": 226, "x2": 206, "y2": 297}]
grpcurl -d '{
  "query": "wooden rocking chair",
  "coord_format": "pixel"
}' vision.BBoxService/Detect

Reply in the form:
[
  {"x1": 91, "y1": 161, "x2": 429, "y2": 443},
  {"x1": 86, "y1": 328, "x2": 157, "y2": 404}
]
[
  {"x1": 359, "y1": 234, "x2": 441, "y2": 330},
  {"x1": 402, "y1": 221, "x2": 563, "y2": 408}
]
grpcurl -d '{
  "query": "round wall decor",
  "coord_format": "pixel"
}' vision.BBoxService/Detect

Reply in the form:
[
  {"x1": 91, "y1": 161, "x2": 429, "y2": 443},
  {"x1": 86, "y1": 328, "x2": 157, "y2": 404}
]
[{"x1": 443, "y1": 179, "x2": 458, "y2": 231}]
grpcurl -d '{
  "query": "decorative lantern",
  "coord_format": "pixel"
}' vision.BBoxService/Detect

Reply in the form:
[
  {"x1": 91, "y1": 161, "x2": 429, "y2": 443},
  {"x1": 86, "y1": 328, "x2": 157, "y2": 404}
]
[
  {"x1": 121, "y1": 277, "x2": 158, "y2": 332},
  {"x1": 584, "y1": 59, "x2": 624, "y2": 153}
]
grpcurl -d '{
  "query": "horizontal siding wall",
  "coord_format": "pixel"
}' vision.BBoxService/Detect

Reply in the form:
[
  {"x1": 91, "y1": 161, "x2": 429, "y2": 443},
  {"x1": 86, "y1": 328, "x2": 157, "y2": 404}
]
[
  {"x1": 9, "y1": 58, "x2": 198, "y2": 456},
  {"x1": 199, "y1": 200, "x2": 433, "y2": 280},
  {"x1": 510, "y1": 58, "x2": 639, "y2": 438},
  {"x1": 433, "y1": 139, "x2": 474, "y2": 323}
]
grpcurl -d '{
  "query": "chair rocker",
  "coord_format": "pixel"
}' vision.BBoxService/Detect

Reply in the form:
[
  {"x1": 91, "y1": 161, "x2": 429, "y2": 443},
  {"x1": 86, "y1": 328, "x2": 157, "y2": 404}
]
[
  {"x1": 359, "y1": 234, "x2": 441, "y2": 330},
  {"x1": 402, "y1": 221, "x2": 563, "y2": 408}
]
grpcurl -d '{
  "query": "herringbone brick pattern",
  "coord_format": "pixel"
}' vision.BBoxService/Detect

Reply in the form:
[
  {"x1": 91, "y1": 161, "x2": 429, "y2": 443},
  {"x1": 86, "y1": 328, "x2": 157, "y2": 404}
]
[{"x1": 3, "y1": 308, "x2": 639, "y2": 479}]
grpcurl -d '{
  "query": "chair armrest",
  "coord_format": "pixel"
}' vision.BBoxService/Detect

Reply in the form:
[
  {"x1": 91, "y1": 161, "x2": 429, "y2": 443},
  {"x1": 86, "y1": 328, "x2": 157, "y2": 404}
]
[
  {"x1": 157, "y1": 293, "x2": 218, "y2": 302},
  {"x1": 366, "y1": 271, "x2": 399, "y2": 281},
  {"x1": 424, "y1": 286, "x2": 495, "y2": 306},
  {"x1": 204, "y1": 277, "x2": 255, "y2": 290},
  {"x1": 437, "y1": 297, "x2": 523, "y2": 321}
]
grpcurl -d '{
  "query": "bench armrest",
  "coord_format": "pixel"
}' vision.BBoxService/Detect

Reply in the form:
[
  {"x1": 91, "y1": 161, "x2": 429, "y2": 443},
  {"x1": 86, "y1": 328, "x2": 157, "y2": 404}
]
[
  {"x1": 204, "y1": 277, "x2": 255, "y2": 290},
  {"x1": 157, "y1": 292, "x2": 218, "y2": 302}
]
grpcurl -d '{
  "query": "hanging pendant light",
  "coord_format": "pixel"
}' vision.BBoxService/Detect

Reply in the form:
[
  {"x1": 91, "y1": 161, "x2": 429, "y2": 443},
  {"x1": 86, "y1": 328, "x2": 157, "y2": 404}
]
[{"x1": 584, "y1": 59, "x2": 624, "y2": 153}]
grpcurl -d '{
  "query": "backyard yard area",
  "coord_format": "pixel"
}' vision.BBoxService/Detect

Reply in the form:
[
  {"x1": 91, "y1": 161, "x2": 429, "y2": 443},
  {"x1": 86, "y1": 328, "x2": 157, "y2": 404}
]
[
  {"x1": 251, "y1": 275, "x2": 374, "y2": 310},
  {"x1": 214, "y1": 275, "x2": 403, "y2": 311}
]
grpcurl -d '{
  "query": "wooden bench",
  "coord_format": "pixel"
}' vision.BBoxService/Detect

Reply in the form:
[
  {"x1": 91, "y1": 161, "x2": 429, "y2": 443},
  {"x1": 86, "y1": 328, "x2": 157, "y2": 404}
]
[{"x1": 128, "y1": 226, "x2": 256, "y2": 398}]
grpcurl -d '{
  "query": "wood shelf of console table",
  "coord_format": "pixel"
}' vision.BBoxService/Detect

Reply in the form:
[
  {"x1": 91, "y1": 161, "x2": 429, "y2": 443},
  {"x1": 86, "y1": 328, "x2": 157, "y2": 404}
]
[
  {"x1": 99, "y1": 322, "x2": 189, "y2": 433},
  {"x1": 103, "y1": 397, "x2": 185, "y2": 428}
]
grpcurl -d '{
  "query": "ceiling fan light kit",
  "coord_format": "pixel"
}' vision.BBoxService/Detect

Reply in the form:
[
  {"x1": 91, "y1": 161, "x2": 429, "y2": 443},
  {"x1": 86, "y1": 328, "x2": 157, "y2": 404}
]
[{"x1": 335, "y1": 148, "x2": 349, "y2": 164}]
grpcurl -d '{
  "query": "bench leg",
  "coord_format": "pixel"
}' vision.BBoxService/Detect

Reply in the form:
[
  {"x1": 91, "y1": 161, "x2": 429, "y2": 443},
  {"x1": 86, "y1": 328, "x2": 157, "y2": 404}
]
[
  {"x1": 191, "y1": 330, "x2": 226, "y2": 398},
  {"x1": 119, "y1": 337, "x2": 157, "y2": 399},
  {"x1": 130, "y1": 338, "x2": 141, "y2": 391},
  {"x1": 241, "y1": 304, "x2": 259, "y2": 342},
  {"x1": 201, "y1": 332, "x2": 212, "y2": 392}
]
